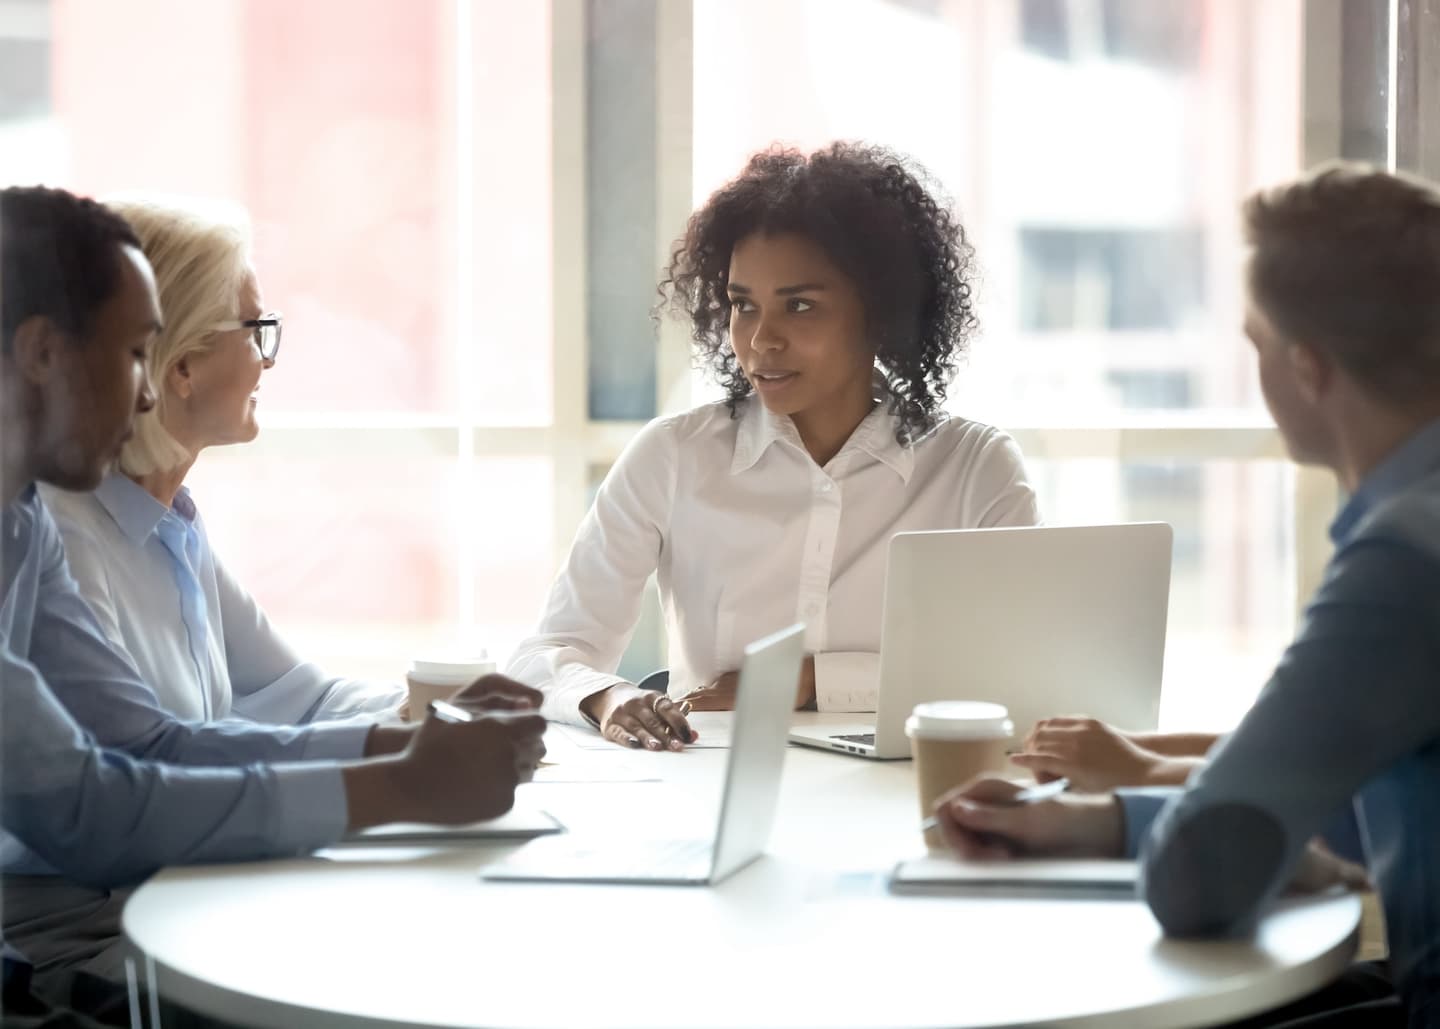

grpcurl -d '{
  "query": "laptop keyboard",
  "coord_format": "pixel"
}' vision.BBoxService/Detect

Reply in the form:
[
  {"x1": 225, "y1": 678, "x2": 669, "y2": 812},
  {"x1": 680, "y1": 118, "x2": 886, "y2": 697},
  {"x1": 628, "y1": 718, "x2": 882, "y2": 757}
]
[{"x1": 832, "y1": 733, "x2": 876, "y2": 746}]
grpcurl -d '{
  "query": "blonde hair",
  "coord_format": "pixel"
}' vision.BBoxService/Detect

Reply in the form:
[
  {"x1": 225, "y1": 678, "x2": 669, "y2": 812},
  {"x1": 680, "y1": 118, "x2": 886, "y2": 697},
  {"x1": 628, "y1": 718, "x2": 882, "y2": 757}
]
[
  {"x1": 105, "y1": 196, "x2": 253, "y2": 475},
  {"x1": 1243, "y1": 161, "x2": 1440, "y2": 402}
]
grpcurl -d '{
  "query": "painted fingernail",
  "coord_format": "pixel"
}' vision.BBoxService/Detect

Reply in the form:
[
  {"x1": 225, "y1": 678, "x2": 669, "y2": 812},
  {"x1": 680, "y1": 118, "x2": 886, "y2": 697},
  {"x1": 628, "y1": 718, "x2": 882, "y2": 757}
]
[
  {"x1": 646, "y1": 739, "x2": 661, "y2": 751},
  {"x1": 627, "y1": 736, "x2": 641, "y2": 749}
]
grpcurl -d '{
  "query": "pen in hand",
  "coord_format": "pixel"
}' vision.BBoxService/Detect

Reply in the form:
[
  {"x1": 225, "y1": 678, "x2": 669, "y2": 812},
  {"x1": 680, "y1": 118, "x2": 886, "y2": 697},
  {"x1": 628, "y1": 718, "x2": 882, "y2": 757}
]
[
  {"x1": 673, "y1": 699, "x2": 693, "y2": 738},
  {"x1": 646, "y1": 699, "x2": 694, "y2": 747},
  {"x1": 428, "y1": 699, "x2": 477, "y2": 723},
  {"x1": 429, "y1": 699, "x2": 547, "y2": 725},
  {"x1": 919, "y1": 777, "x2": 1070, "y2": 834}
]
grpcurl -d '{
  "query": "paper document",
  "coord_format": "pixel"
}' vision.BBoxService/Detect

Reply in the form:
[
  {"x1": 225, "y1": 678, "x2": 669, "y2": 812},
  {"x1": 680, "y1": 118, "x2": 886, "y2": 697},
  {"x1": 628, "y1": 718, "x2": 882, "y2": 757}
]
[
  {"x1": 890, "y1": 857, "x2": 1138, "y2": 898},
  {"x1": 480, "y1": 834, "x2": 715, "y2": 885},
  {"x1": 531, "y1": 761, "x2": 660, "y2": 783},
  {"x1": 558, "y1": 711, "x2": 735, "y2": 750},
  {"x1": 337, "y1": 804, "x2": 563, "y2": 844}
]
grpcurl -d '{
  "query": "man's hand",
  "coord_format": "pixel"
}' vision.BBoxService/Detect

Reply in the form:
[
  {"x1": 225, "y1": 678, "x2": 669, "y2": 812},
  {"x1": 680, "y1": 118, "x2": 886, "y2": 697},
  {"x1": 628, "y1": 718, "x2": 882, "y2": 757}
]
[
  {"x1": 450, "y1": 673, "x2": 543, "y2": 713},
  {"x1": 933, "y1": 776, "x2": 1125, "y2": 861},
  {"x1": 344, "y1": 709, "x2": 548, "y2": 830},
  {"x1": 364, "y1": 674, "x2": 541, "y2": 756},
  {"x1": 680, "y1": 655, "x2": 816, "y2": 711},
  {"x1": 1287, "y1": 840, "x2": 1371, "y2": 895},
  {"x1": 1011, "y1": 716, "x2": 1195, "y2": 791},
  {"x1": 580, "y1": 684, "x2": 693, "y2": 751}
]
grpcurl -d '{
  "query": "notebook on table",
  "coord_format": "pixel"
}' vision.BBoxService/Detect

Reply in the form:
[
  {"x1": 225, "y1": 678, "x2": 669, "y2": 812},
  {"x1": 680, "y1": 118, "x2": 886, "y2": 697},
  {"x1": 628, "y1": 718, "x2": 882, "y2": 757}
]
[
  {"x1": 890, "y1": 855, "x2": 1138, "y2": 898},
  {"x1": 338, "y1": 803, "x2": 563, "y2": 845}
]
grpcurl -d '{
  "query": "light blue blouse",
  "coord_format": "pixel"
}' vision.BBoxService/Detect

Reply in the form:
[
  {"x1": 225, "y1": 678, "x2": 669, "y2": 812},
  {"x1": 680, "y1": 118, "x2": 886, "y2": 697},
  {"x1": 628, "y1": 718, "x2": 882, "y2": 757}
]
[{"x1": 39, "y1": 474, "x2": 405, "y2": 726}]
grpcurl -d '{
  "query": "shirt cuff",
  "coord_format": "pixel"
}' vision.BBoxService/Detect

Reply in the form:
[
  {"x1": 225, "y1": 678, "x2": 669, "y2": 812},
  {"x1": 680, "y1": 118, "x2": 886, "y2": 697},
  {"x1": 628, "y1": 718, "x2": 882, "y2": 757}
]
[
  {"x1": 269, "y1": 763, "x2": 349, "y2": 851},
  {"x1": 298, "y1": 723, "x2": 373, "y2": 762},
  {"x1": 1115, "y1": 788, "x2": 1181, "y2": 858},
  {"x1": 814, "y1": 652, "x2": 879, "y2": 713},
  {"x1": 541, "y1": 669, "x2": 631, "y2": 728}
]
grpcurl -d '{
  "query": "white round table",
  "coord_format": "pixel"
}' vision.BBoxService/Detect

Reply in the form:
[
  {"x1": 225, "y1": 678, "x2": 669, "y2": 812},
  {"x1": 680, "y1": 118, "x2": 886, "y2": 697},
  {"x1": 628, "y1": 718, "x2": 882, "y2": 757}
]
[{"x1": 124, "y1": 717, "x2": 1360, "y2": 1029}]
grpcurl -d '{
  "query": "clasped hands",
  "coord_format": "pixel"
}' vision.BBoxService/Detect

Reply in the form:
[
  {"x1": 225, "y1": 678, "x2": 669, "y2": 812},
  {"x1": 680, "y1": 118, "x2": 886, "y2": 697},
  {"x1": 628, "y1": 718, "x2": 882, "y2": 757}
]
[
  {"x1": 931, "y1": 774, "x2": 1368, "y2": 899},
  {"x1": 580, "y1": 655, "x2": 817, "y2": 751}
]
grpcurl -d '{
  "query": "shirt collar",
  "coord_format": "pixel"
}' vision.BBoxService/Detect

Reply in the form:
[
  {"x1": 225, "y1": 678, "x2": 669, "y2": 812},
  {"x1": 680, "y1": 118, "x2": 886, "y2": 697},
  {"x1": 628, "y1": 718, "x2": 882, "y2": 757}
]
[
  {"x1": 93, "y1": 472, "x2": 194, "y2": 545},
  {"x1": 729, "y1": 375, "x2": 919, "y2": 483},
  {"x1": 3, "y1": 484, "x2": 38, "y2": 541},
  {"x1": 5, "y1": 483, "x2": 38, "y2": 514},
  {"x1": 730, "y1": 398, "x2": 806, "y2": 475},
  {"x1": 1330, "y1": 416, "x2": 1440, "y2": 544}
]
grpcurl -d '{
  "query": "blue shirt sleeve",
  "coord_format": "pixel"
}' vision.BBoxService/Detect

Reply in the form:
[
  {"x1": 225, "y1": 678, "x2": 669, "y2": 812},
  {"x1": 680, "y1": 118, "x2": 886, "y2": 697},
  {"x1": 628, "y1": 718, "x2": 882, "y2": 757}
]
[
  {"x1": 1115, "y1": 788, "x2": 1178, "y2": 857},
  {"x1": 1, "y1": 644, "x2": 347, "y2": 888},
  {"x1": 1137, "y1": 538, "x2": 1440, "y2": 937},
  {"x1": 26, "y1": 504, "x2": 371, "y2": 764},
  {"x1": 214, "y1": 551, "x2": 406, "y2": 726}
]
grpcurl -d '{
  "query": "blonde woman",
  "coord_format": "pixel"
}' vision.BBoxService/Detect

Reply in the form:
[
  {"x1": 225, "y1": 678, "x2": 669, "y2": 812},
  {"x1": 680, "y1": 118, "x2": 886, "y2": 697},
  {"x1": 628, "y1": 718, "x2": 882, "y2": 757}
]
[{"x1": 39, "y1": 198, "x2": 404, "y2": 724}]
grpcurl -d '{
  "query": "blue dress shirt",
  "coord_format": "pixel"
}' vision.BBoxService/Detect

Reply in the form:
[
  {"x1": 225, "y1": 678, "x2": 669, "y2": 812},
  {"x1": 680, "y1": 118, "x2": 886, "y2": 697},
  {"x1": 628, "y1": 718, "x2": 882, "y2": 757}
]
[
  {"x1": 1, "y1": 487, "x2": 362, "y2": 885},
  {"x1": 1116, "y1": 417, "x2": 1440, "y2": 1027}
]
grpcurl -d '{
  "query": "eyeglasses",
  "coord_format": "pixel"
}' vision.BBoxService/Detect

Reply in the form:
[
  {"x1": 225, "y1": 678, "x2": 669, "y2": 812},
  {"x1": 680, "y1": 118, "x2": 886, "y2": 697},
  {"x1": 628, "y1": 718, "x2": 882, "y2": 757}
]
[{"x1": 211, "y1": 312, "x2": 283, "y2": 361}]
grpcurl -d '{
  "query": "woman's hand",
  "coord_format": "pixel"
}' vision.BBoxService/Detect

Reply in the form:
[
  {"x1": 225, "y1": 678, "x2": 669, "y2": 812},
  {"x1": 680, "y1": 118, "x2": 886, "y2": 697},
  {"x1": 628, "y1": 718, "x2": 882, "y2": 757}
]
[
  {"x1": 680, "y1": 655, "x2": 816, "y2": 711},
  {"x1": 582, "y1": 684, "x2": 693, "y2": 751},
  {"x1": 1010, "y1": 716, "x2": 1192, "y2": 791},
  {"x1": 681, "y1": 672, "x2": 739, "y2": 711}
]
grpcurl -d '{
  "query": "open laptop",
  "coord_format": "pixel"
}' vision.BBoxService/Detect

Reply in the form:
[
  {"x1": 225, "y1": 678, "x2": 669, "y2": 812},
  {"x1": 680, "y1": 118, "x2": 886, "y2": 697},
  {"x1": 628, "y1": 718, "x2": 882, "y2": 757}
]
[
  {"x1": 788, "y1": 523, "x2": 1173, "y2": 759},
  {"x1": 480, "y1": 623, "x2": 805, "y2": 886}
]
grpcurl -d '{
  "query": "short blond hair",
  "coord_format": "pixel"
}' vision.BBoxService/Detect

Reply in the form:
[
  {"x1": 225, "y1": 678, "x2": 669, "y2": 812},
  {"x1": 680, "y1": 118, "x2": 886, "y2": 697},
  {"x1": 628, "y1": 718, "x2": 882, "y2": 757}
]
[
  {"x1": 105, "y1": 196, "x2": 252, "y2": 475},
  {"x1": 1243, "y1": 161, "x2": 1440, "y2": 402}
]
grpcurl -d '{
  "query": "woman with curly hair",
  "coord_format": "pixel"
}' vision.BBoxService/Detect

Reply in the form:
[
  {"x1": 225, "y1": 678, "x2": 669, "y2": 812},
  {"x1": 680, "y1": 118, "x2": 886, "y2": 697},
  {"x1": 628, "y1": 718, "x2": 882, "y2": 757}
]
[{"x1": 507, "y1": 142, "x2": 1040, "y2": 750}]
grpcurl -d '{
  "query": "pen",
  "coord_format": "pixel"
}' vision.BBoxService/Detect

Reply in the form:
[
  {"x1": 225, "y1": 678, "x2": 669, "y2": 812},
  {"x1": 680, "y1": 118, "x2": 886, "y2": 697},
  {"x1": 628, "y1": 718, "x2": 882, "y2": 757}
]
[
  {"x1": 673, "y1": 699, "x2": 694, "y2": 740},
  {"x1": 645, "y1": 697, "x2": 694, "y2": 746},
  {"x1": 919, "y1": 777, "x2": 1070, "y2": 834},
  {"x1": 429, "y1": 699, "x2": 549, "y2": 725},
  {"x1": 428, "y1": 698, "x2": 476, "y2": 723}
]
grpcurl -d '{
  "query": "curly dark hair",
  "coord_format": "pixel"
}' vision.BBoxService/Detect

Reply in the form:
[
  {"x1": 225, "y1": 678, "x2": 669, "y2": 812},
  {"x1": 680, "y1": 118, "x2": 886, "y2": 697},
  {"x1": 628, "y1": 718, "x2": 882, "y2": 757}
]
[
  {"x1": 1, "y1": 185, "x2": 142, "y2": 354},
  {"x1": 658, "y1": 142, "x2": 977, "y2": 445}
]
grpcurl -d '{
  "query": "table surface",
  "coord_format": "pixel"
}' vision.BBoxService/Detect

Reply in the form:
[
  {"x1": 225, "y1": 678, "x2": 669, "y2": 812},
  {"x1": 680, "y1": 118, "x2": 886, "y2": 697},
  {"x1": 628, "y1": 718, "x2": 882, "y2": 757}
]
[{"x1": 124, "y1": 714, "x2": 1359, "y2": 1029}]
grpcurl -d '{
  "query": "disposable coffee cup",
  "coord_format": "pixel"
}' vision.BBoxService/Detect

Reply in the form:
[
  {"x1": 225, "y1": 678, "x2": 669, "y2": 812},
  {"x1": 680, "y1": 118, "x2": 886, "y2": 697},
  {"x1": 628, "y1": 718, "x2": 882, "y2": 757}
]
[
  {"x1": 906, "y1": 701, "x2": 1014, "y2": 850},
  {"x1": 405, "y1": 655, "x2": 496, "y2": 721}
]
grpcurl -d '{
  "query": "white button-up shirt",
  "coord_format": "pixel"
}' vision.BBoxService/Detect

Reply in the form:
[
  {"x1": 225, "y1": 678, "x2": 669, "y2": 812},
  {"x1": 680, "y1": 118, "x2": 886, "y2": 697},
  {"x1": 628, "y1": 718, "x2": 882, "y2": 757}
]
[{"x1": 507, "y1": 397, "x2": 1041, "y2": 725}]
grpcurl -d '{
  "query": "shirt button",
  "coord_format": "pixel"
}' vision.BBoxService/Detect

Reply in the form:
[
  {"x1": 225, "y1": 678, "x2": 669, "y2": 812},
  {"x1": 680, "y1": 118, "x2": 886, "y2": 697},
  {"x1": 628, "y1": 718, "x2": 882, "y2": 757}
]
[{"x1": 819, "y1": 481, "x2": 834, "y2": 493}]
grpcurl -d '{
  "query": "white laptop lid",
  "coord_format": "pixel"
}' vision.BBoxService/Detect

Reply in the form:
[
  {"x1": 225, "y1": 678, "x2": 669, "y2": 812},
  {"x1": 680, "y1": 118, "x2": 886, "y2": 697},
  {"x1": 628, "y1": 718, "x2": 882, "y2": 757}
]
[
  {"x1": 710, "y1": 623, "x2": 806, "y2": 882},
  {"x1": 872, "y1": 523, "x2": 1172, "y2": 752},
  {"x1": 479, "y1": 625, "x2": 804, "y2": 886}
]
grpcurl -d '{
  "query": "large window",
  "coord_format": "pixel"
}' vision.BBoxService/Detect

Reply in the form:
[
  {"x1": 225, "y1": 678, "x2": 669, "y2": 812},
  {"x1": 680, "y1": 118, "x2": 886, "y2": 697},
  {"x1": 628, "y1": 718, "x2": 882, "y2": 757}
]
[
  {"x1": 2, "y1": 0, "x2": 558, "y2": 672},
  {"x1": 4, "y1": 0, "x2": 1434, "y2": 730}
]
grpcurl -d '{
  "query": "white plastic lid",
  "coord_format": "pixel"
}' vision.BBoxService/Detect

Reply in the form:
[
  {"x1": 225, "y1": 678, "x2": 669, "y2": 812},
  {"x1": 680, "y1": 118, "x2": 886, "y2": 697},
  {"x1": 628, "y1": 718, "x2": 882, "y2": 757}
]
[
  {"x1": 904, "y1": 701, "x2": 1013, "y2": 740},
  {"x1": 408, "y1": 654, "x2": 495, "y2": 686}
]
